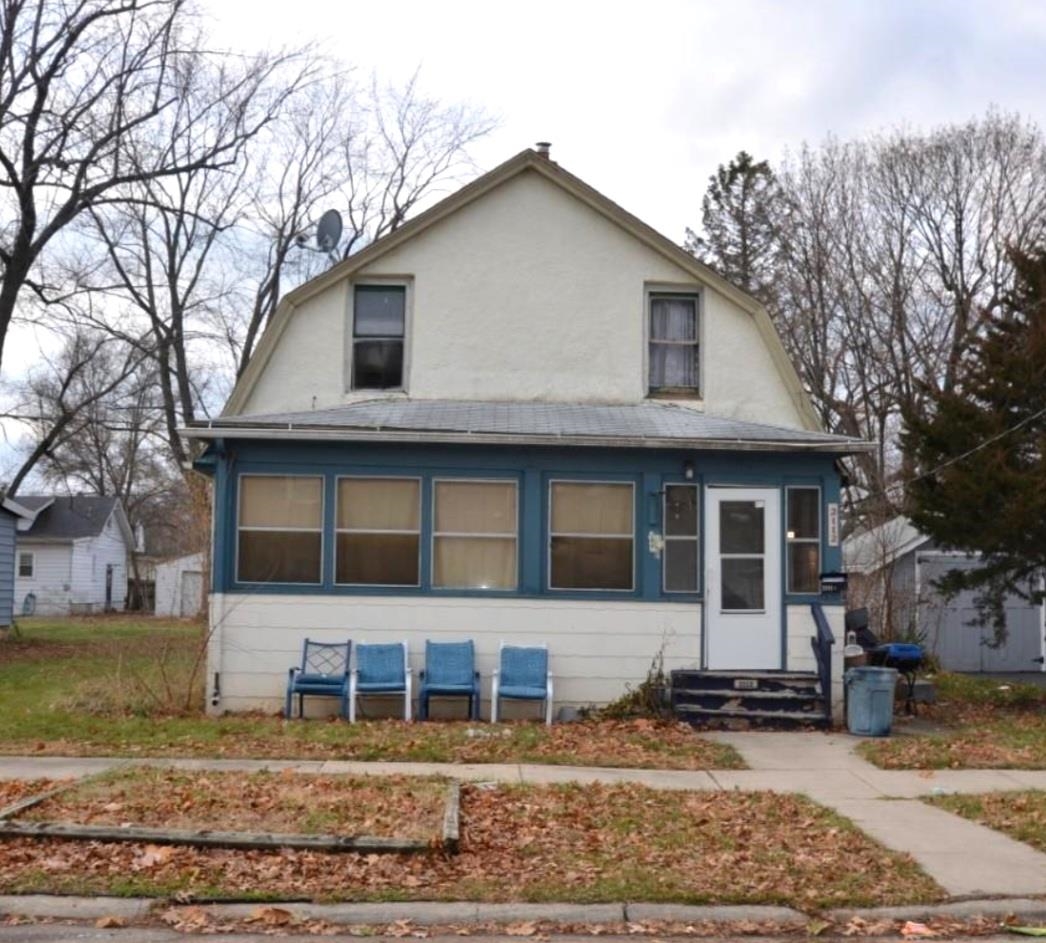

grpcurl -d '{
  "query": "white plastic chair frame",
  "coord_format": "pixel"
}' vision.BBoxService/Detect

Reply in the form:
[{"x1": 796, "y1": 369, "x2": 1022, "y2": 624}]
[
  {"x1": 490, "y1": 641, "x2": 554, "y2": 726},
  {"x1": 348, "y1": 640, "x2": 413, "y2": 723}
]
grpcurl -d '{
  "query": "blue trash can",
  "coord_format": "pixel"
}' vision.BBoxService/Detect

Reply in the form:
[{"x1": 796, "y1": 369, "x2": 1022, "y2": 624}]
[{"x1": 845, "y1": 666, "x2": 898, "y2": 736}]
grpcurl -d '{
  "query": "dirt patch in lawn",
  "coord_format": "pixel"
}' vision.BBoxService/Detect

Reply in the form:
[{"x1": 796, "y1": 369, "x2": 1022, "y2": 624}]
[
  {"x1": 0, "y1": 781, "x2": 941, "y2": 908},
  {"x1": 18, "y1": 768, "x2": 446, "y2": 840},
  {"x1": 0, "y1": 718, "x2": 744, "y2": 771},
  {"x1": 927, "y1": 790, "x2": 1046, "y2": 852},
  {"x1": 859, "y1": 674, "x2": 1046, "y2": 770}
]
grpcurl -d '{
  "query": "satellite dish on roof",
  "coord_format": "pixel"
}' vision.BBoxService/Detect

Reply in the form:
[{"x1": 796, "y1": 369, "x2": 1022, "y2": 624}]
[{"x1": 316, "y1": 209, "x2": 343, "y2": 253}]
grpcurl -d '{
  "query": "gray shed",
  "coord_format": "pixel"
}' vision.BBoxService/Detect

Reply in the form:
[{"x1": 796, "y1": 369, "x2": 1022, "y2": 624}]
[{"x1": 844, "y1": 517, "x2": 1046, "y2": 673}]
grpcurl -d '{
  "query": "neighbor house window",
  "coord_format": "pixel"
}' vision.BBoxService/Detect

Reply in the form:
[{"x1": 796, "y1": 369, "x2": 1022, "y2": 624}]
[
  {"x1": 549, "y1": 482, "x2": 634, "y2": 591},
  {"x1": 663, "y1": 484, "x2": 699, "y2": 593},
  {"x1": 787, "y1": 487, "x2": 821, "y2": 594},
  {"x1": 238, "y1": 476, "x2": 323, "y2": 583},
  {"x1": 649, "y1": 294, "x2": 699, "y2": 394},
  {"x1": 433, "y1": 480, "x2": 518, "y2": 590},
  {"x1": 17, "y1": 552, "x2": 33, "y2": 578},
  {"x1": 352, "y1": 285, "x2": 405, "y2": 390},
  {"x1": 336, "y1": 477, "x2": 420, "y2": 586}
]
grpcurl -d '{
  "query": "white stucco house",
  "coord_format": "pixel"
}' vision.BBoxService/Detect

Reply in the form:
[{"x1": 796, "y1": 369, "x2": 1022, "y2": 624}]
[
  {"x1": 185, "y1": 145, "x2": 871, "y2": 721},
  {"x1": 13, "y1": 495, "x2": 133, "y2": 616}
]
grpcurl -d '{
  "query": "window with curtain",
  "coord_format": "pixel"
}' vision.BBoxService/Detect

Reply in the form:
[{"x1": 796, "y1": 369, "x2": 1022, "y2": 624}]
[
  {"x1": 433, "y1": 480, "x2": 518, "y2": 590},
  {"x1": 336, "y1": 478, "x2": 420, "y2": 585},
  {"x1": 237, "y1": 475, "x2": 323, "y2": 583},
  {"x1": 549, "y1": 482, "x2": 634, "y2": 590},
  {"x1": 352, "y1": 285, "x2": 405, "y2": 390},
  {"x1": 649, "y1": 294, "x2": 699, "y2": 393},
  {"x1": 787, "y1": 487, "x2": 821, "y2": 594},
  {"x1": 663, "y1": 484, "x2": 699, "y2": 592}
]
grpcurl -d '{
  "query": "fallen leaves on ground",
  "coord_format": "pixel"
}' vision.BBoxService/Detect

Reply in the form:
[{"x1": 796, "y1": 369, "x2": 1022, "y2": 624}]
[
  {"x1": 927, "y1": 789, "x2": 1046, "y2": 851},
  {"x1": 22, "y1": 768, "x2": 447, "y2": 840},
  {"x1": 0, "y1": 781, "x2": 941, "y2": 909}
]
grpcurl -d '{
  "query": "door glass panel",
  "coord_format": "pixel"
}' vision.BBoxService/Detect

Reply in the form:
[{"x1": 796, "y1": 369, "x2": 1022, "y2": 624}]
[
  {"x1": 722, "y1": 558, "x2": 765, "y2": 611},
  {"x1": 720, "y1": 501, "x2": 764, "y2": 553}
]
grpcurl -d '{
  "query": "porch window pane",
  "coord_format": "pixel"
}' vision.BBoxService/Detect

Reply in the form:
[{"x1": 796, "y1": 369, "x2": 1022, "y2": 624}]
[
  {"x1": 550, "y1": 482, "x2": 632, "y2": 535},
  {"x1": 722, "y1": 558, "x2": 765, "y2": 610},
  {"x1": 337, "y1": 533, "x2": 420, "y2": 585},
  {"x1": 788, "y1": 543, "x2": 820, "y2": 595},
  {"x1": 787, "y1": 489, "x2": 819, "y2": 540},
  {"x1": 434, "y1": 536, "x2": 516, "y2": 589},
  {"x1": 238, "y1": 532, "x2": 321, "y2": 583},
  {"x1": 433, "y1": 480, "x2": 517, "y2": 589},
  {"x1": 551, "y1": 537, "x2": 633, "y2": 590},
  {"x1": 549, "y1": 482, "x2": 634, "y2": 591},
  {"x1": 336, "y1": 477, "x2": 420, "y2": 586},
  {"x1": 664, "y1": 540, "x2": 698, "y2": 593},
  {"x1": 237, "y1": 475, "x2": 323, "y2": 583},
  {"x1": 720, "y1": 501, "x2": 764, "y2": 554}
]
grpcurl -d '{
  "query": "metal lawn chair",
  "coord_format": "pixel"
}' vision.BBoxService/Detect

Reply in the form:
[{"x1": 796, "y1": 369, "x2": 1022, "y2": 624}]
[
  {"x1": 284, "y1": 638, "x2": 351, "y2": 719},
  {"x1": 418, "y1": 639, "x2": 481, "y2": 720},
  {"x1": 491, "y1": 643, "x2": 553, "y2": 725},
  {"x1": 349, "y1": 641, "x2": 412, "y2": 722}
]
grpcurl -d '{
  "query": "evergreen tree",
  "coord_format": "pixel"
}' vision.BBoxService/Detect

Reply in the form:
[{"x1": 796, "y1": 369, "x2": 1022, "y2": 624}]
[
  {"x1": 902, "y1": 247, "x2": 1046, "y2": 641},
  {"x1": 685, "y1": 151, "x2": 780, "y2": 300}
]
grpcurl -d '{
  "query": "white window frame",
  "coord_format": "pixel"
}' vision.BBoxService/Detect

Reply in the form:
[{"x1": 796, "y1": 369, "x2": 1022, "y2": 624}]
[
  {"x1": 786, "y1": 485, "x2": 822, "y2": 595},
  {"x1": 647, "y1": 290, "x2": 701, "y2": 397},
  {"x1": 235, "y1": 473, "x2": 325, "y2": 586},
  {"x1": 17, "y1": 551, "x2": 33, "y2": 579},
  {"x1": 431, "y1": 477, "x2": 520, "y2": 591},
  {"x1": 547, "y1": 479, "x2": 636, "y2": 593},
  {"x1": 662, "y1": 483, "x2": 699, "y2": 594},
  {"x1": 334, "y1": 475, "x2": 422, "y2": 588},
  {"x1": 347, "y1": 281, "x2": 411, "y2": 393}
]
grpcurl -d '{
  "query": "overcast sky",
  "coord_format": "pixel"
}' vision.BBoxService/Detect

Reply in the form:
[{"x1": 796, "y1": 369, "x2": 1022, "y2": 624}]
[{"x1": 207, "y1": 0, "x2": 1046, "y2": 241}]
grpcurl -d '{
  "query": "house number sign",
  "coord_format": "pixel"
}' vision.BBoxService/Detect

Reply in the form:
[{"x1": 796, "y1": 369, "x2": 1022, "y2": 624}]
[{"x1": 826, "y1": 503, "x2": 840, "y2": 547}]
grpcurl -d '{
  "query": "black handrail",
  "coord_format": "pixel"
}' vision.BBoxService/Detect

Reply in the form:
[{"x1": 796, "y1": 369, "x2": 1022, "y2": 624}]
[{"x1": 809, "y1": 602, "x2": 835, "y2": 725}]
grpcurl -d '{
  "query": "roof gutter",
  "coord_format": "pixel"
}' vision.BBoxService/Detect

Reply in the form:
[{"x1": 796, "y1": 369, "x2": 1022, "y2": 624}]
[{"x1": 180, "y1": 423, "x2": 875, "y2": 455}]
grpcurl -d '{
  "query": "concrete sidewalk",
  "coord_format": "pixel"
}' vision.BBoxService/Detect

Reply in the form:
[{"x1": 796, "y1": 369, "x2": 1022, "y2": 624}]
[{"x1": 1, "y1": 732, "x2": 1044, "y2": 897}]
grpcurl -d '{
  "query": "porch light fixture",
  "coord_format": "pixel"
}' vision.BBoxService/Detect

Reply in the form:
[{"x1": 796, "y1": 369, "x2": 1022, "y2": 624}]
[{"x1": 683, "y1": 460, "x2": 695, "y2": 481}]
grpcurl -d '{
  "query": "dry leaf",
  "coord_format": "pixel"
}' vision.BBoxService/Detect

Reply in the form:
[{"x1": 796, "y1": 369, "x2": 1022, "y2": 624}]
[
  {"x1": 902, "y1": 921, "x2": 937, "y2": 938},
  {"x1": 506, "y1": 921, "x2": 538, "y2": 936},
  {"x1": 248, "y1": 905, "x2": 294, "y2": 926},
  {"x1": 94, "y1": 916, "x2": 125, "y2": 928}
]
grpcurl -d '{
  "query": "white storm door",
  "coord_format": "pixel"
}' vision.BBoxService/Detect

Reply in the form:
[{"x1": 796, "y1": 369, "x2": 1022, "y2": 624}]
[{"x1": 705, "y1": 487, "x2": 782, "y2": 670}]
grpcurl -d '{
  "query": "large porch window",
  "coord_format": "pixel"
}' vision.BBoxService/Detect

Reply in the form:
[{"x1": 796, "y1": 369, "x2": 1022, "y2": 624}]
[
  {"x1": 336, "y1": 477, "x2": 421, "y2": 586},
  {"x1": 433, "y1": 480, "x2": 518, "y2": 590},
  {"x1": 549, "y1": 481, "x2": 634, "y2": 591},
  {"x1": 237, "y1": 475, "x2": 323, "y2": 584}
]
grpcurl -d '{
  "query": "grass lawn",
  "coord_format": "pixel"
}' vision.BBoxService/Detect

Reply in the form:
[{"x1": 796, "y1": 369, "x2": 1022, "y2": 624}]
[
  {"x1": 858, "y1": 673, "x2": 1046, "y2": 769},
  {"x1": 927, "y1": 790, "x2": 1046, "y2": 853},
  {"x1": 0, "y1": 616, "x2": 742, "y2": 770},
  {"x1": 17, "y1": 768, "x2": 448, "y2": 840},
  {"x1": 0, "y1": 778, "x2": 941, "y2": 908}
]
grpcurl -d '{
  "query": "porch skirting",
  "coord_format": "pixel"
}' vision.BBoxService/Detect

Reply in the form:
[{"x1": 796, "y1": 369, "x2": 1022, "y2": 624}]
[{"x1": 207, "y1": 594, "x2": 845, "y2": 720}]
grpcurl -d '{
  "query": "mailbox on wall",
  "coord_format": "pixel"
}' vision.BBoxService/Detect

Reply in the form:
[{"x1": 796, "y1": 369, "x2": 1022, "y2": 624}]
[{"x1": 819, "y1": 571, "x2": 848, "y2": 595}]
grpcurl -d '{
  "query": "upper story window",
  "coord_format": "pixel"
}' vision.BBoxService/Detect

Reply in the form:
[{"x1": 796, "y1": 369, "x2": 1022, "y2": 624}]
[
  {"x1": 786, "y1": 486, "x2": 821, "y2": 594},
  {"x1": 237, "y1": 475, "x2": 323, "y2": 584},
  {"x1": 352, "y1": 285, "x2": 405, "y2": 390},
  {"x1": 17, "y1": 552, "x2": 33, "y2": 578},
  {"x1": 649, "y1": 293, "x2": 699, "y2": 395}
]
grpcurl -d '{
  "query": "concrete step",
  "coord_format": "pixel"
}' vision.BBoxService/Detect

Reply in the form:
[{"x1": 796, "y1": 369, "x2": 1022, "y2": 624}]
[
  {"x1": 674, "y1": 703, "x2": 830, "y2": 730},
  {"x1": 670, "y1": 669, "x2": 821, "y2": 694},
  {"x1": 672, "y1": 687, "x2": 824, "y2": 714}
]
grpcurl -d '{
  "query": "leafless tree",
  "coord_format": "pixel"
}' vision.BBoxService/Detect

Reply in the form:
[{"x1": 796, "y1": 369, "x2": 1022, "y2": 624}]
[{"x1": 0, "y1": 0, "x2": 300, "y2": 377}]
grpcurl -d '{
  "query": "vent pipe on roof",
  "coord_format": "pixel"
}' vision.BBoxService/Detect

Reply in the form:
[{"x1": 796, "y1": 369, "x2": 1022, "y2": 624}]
[{"x1": 535, "y1": 141, "x2": 551, "y2": 158}]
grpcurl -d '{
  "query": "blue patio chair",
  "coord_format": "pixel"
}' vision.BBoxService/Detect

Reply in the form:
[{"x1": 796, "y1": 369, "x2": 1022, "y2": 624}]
[
  {"x1": 284, "y1": 638, "x2": 352, "y2": 719},
  {"x1": 491, "y1": 643, "x2": 553, "y2": 725},
  {"x1": 418, "y1": 639, "x2": 481, "y2": 721},
  {"x1": 349, "y1": 641, "x2": 412, "y2": 722}
]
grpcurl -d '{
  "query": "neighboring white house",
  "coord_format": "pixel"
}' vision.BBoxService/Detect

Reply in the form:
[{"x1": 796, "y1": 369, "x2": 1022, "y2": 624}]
[
  {"x1": 184, "y1": 145, "x2": 872, "y2": 718},
  {"x1": 154, "y1": 552, "x2": 206, "y2": 618},
  {"x1": 14, "y1": 496, "x2": 134, "y2": 616}
]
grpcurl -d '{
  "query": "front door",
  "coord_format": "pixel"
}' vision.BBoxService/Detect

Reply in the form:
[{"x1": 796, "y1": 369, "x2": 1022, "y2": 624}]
[{"x1": 705, "y1": 487, "x2": 782, "y2": 669}]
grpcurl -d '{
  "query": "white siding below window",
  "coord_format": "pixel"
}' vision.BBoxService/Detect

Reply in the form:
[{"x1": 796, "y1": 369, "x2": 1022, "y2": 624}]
[
  {"x1": 13, "y1": 543, "x2": 74, "y2": 616},
  {"x1": 208, "y1": 593, "x2": 703, "y2": 717}
]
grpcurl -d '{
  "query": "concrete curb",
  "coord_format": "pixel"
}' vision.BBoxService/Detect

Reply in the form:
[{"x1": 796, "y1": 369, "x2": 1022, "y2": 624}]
[
  {"x1": 0, "y1": 895, "x2": 153, "y2": 920},
  {"x1": 827, "y1": 898, "x2": 1046, "y2": 922},
  {"x1": 624, "y1": 903, "x2": 805, "y2": 923}
]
